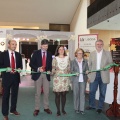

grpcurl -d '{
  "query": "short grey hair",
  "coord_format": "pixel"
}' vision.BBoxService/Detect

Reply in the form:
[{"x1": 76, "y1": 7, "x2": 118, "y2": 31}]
[{"x1": 95, "y1": 39, "x2": 104, "y2": 44}]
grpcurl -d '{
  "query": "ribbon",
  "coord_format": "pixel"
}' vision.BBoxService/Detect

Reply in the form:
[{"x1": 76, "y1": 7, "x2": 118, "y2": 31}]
[
  {"x1": 0, "y1": 68, "x2": 8, "y2": 72},
  {"x1": 58, "y1": 63, "x2": 119, "y2": 77},
  {"x1": 0, "y1": 63, "x2": 119, "y2": 77},
  {"x1": 14, "y1": 69, "x2": 50, "y2": 74},
  {"x1": 89, "y1": 63, "x2": 119, "y2": 73},
  {"x1": 0, "y1": 68, "x2": 12, "y2": 72},
  {"x1": 58, "y1": 73, "x2": 79, "y2": 77}
]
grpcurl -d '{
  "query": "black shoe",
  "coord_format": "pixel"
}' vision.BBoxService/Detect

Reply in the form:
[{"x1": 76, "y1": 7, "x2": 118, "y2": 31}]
[
  {"x1": 57, "y1": 111, "x2": 61, "y2": 116},
  {"x1": 33, "y1": 110, "x2": 39, "y2": 116},
  {"x1": 62, "y1": 110, "x2": 67, "y2": 115},
  {"x1": 44, "y1": 109, "x2": 52, "y2": 114},
  {"x1": 75, "y1": 110, "x2": 79, "y2": 114},
  {"x1": 86, "y1": 106, "x2": 95, "y2": 110},
  {"x1": 10, "y1": 111, "x2": 20, "y2": 116},
  {"x1": 96, "y1": 109, "x2": 102, "y2": 114}
]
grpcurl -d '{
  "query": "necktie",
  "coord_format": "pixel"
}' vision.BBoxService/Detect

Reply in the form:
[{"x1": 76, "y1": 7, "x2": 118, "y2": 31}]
[
  {"x1": 42, "y1": 52, "x2": 46, "y2": 71},
  {"x1": 11, "y1": 52, "x2": 15, "y2": 71}
]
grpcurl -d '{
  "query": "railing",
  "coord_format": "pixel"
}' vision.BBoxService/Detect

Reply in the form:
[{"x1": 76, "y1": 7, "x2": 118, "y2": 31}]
[{"x1": 88, "y1": 0, "x2": 115, "y2": 18}]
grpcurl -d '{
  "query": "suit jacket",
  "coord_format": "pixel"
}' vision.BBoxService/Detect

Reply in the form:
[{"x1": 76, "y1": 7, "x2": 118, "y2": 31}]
[
  {"x1": 0, "y1": 50, "x2": 22, "y2": 85},
  {"x1": 88, "y1": 50, "x2": 113, "y2": 84},
  {"x1": 29, "y1": 49, "x2": 52, "y2": 81},
  {"x1": 70, "y1": 58, "x2": 89, "y2": 82}
]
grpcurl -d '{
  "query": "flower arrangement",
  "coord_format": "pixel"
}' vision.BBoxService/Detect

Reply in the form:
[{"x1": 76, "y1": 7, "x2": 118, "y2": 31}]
[{"x1": 68, "y1": 35, "x2": 75, "y2": 41}]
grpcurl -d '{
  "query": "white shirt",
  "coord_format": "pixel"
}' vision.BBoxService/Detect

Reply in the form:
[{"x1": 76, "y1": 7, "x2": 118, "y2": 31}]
[
  {"x1": 41, "y1": 50, "x2": 46, "y2": 58},
  {"x1": 76, "y1": 58, "x2": 84, "y2": 82},
  {"x1": 8, "y1": 49, "x2": 16, "y2": 68},
  {"x1": 96, "y1": 50, "x2": 103, "y2": 70}
]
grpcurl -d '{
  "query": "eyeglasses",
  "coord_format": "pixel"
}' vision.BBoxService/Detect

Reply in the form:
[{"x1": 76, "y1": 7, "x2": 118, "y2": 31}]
[{"x1": 77, "y1": 53, "x2": 83, "y2": 54}]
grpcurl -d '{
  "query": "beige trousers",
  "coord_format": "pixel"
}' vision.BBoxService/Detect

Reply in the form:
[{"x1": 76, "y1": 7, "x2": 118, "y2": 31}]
[{"x1": 34, "y1": 73, "x2": 50, "y2": 110}]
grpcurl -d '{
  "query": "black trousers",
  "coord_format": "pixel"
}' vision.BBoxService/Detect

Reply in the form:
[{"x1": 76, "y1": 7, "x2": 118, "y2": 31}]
[{"x1": 2, "y1": 78, "x2": 19, "y2": 116}]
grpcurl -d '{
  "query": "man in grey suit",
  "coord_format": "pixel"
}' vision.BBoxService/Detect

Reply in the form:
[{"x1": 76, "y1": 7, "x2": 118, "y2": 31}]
[{"x1": 86, "y1": 39, "x2": 113, "y2": 113}]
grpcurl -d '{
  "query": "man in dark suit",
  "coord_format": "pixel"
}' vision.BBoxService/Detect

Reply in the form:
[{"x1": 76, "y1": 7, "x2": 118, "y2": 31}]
[
  {"x1": 30, "y1": 39, "x2": 52, "y2": 116},
  {"x1": 0, "y1": 40, "x2": 22, "y2": 120}
]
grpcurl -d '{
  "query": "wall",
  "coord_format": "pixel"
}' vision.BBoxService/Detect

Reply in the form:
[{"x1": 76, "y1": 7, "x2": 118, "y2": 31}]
[
  {"x1": 70, "y1": 0, "x2": 90, "y2": 50},
  {"x1": 0, "y1": 23, "x2": 49, "y2": 30},
  {"x1": 0, "y1": 38, "x2": 6, "y2": 51},
  {"x1": 87, "y1": 0, "x2": 120, "y2": 28},
  {"x1": 71, "y1": 0, "x2": 120, "y2": 51},
  {"x1": 0, "y1": 28, "x2": 20, "y2": 52},
  {"x1": 0, "y1": 29, "x2": 6, "y2": 51},
  {"x1": 90, "y1": 29, "x2": 120, "y2": 50}
]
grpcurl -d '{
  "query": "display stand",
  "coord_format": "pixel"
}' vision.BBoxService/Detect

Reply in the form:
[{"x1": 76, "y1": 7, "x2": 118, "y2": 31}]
[{"x1": 106, "y1": 66, "x2": 120, "y2": 117}]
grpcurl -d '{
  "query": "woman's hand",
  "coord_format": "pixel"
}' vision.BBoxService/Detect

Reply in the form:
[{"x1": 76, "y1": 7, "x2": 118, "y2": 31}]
[
  {"x1": 87, "y1": 79, "x2": 90, "y2": 83},
  {"x1": 76, "y1": 73, "x2": 79, "y2": 76},
  {"x1": 86, "y1": 70, "x2": 89, "y2": 74},
  {"x1": 47, "y1": 71, "x2": 51, "y2": 74},
  {"x1": 17, "y1": 68, "x2": 22, "y2": 73}
]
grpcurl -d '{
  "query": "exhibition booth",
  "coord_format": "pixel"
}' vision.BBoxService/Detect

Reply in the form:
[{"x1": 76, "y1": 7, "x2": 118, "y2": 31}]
[{"x1": 0, "y1": 29, "x2": 120, "y2": 105}]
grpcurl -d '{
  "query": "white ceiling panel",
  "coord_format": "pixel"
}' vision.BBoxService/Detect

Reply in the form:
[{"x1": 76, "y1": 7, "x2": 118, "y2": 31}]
[{"x1": 0, "y1": 0, "x2": 81, "y2": 26}]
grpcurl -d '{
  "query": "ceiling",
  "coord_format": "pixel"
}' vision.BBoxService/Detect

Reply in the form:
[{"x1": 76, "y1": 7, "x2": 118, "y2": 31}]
[
  {"x1": 0, "y1": 0, "x2": 81, "y2": 27},
  {"x1": 89, "y1": 13, "x2": 120, "y2": 30},
  {"x1": 0, "y1": 0, "x2": 119, "y2": 30}
]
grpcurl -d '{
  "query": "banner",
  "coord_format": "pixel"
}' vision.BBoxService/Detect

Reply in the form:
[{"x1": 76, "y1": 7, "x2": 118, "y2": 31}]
[
  {"x1": 78, "y1": 34, "x2": 98, "y2": 52},
  {"x1": 110, "y1": 38, "x2": 120, "y2": 63}
]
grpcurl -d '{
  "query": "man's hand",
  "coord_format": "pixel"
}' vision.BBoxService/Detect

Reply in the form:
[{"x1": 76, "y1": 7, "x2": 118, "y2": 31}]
[
  {"x1": 39, "y1": 67, "x2": 44, "y2": 72},
  {"x1": 17, "y1": 68, "x2": 22, "y2": 73},
  {"x1": 86, "y1": 70, "x2": 89, "y2": 74},
  {"x1": 47, "y1": 71, "x2": 51, "y2": 74},
  {"x1": 6, "y1": 67, "x2": 12, "y2": 72},
  {"x1": 87, "y1": 79, "x2": 90, "y2": 84},
  {"x1": 76, "y1": 73, "x2": 79, "y2": 76}
]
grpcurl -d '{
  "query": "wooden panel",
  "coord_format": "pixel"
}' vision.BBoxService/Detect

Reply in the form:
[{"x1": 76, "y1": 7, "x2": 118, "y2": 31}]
[
  {"x1": 90, "y1": 0, "x2": 95, "y2": 4},
  {"x1": 49, "y1": 24, "x2": 70, "y2": 31}
]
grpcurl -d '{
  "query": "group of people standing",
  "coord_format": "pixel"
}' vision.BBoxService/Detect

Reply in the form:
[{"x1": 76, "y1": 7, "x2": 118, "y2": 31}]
[{"x1": 0, "y1": 39, "x2": 113, "y2": 120}]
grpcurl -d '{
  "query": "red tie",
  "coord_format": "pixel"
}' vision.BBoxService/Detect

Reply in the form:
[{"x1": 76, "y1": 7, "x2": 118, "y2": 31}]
[
  {"x1": 42, "y1": 52, "x2": 46, "y2": 71},
  {"x1": 11, "y1": 52, "x2": 15, "y2": 71}
]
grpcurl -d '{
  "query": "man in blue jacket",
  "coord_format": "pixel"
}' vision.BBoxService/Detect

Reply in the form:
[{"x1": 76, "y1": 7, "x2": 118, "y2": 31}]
[{"x1": 30, "y1": 39, "x2": 52, "y2": 116}]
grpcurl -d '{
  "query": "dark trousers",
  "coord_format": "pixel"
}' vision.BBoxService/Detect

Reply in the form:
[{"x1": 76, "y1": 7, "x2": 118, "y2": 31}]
[
  {"x1": 89, "y1": 72, "x2": 107, "y2": 109},
  {"x1": 2, "y1": 78, "x2": 19, "y2": 116}
]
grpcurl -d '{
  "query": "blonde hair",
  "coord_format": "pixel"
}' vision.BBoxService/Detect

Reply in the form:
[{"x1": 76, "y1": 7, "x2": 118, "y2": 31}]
[{"x1": 74, "y1": 48, "x2": 84, "y2": 57}]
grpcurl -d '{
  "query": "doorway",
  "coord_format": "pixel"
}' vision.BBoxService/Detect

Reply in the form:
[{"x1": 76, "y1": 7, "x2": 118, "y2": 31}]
[{"x1": 20, "y1": 42, "x2": 37, "y2": 59}]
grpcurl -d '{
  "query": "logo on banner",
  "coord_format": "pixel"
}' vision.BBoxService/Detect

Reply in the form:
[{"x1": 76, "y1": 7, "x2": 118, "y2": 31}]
[
  {"x1": 78, "y1": 34, "x2": 98, "y2": 52},
  {"x1": 0, "y1": 42, "x2": 5, "y2": 46}
]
